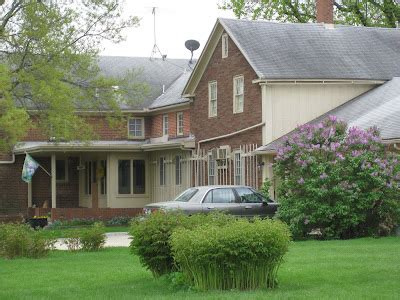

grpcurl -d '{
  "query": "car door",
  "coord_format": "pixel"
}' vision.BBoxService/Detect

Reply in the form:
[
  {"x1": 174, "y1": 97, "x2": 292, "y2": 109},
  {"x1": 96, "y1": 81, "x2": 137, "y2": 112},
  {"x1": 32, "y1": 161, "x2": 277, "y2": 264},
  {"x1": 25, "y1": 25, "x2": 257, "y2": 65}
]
[
  {"x1": 201, "y1": 188, "x2": 242, "y2": 216},
  {"x1": 236, "y1": 187, "x2": 276, "y2": 218}
]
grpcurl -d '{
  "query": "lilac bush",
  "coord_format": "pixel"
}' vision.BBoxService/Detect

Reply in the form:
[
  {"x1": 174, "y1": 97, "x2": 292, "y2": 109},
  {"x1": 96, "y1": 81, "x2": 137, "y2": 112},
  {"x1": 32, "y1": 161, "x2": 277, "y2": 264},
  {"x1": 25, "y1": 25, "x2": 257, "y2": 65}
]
[{"x1": 274, "y1": 116, "x2": 400, "y2": 239}]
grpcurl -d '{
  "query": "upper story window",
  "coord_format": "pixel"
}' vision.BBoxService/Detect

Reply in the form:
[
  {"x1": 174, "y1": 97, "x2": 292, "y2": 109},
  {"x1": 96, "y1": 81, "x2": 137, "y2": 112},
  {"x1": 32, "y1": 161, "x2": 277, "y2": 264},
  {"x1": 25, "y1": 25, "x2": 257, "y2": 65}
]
[
  {"x1": 208, "y1": 81, "x2": 217, "y2": 118},
  {"x1": 128, "y1": 118, "x2": 144, "y2": 139},
  {"x1": 163, "y1": 114, "x2": 169, "y2": 136},
  {"x1": 233, "y1": 75, "x2": 244, "y2": 113},
  {"x1": 222, "y1": 33, "x2": 228, "y2": 58},
  {"x1": 177, "y1": 112, "x2": 184, "y2": 136}
]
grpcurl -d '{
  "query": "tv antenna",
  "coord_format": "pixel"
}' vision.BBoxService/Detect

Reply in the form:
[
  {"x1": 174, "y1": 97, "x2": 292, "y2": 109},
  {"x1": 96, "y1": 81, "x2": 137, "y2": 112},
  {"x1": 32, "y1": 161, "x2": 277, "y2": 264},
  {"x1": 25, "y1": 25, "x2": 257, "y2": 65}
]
[
  {"x1": 150, "y1": 7, "x2": 166, "y2": 61},
  {"x1": 185, "y1": 40, "x2": 200, "y2": 64}
]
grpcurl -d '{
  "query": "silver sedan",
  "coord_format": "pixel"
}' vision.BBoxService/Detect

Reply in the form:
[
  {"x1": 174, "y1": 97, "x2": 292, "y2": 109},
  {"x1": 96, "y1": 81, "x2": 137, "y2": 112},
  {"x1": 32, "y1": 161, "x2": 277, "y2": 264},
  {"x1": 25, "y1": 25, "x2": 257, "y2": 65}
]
[{"x1": 143, "y1": 185, "x2": 278, "y2": 218}]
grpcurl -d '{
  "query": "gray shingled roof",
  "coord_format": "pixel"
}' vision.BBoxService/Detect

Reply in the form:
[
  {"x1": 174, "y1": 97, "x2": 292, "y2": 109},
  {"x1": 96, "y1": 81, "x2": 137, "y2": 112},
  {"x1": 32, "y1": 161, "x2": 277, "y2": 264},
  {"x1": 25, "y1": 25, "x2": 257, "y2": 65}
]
[
  {"x1": 220, "y1": 18, "x2": 400, "y2": 81},
  {"x1": 257, "y1": 78, "x2": 400, "y2": 153},
  {"x1": 98, "y1": 56, "x2": 192, "y2": 109},
  {"x1": 149, "y1": 71, "x2": 192, "y2": 109}
]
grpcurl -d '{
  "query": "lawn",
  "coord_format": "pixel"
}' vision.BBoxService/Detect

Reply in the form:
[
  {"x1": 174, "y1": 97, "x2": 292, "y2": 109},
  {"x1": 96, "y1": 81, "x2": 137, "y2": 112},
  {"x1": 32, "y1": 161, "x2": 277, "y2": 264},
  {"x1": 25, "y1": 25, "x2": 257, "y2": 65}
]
[
  {"x1": 0, "y1": 237, "x2": 399, "y2": 299},
  {"x1": 39, "y1": 226, "x2": 129, "y2": 239}
]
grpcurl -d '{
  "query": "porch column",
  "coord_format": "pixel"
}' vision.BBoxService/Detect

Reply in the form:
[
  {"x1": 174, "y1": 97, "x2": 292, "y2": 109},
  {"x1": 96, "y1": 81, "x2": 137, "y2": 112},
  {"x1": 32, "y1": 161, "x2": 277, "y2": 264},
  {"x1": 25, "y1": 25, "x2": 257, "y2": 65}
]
[
  {"x1": 51, "y1": 154, "x2": 56, "y2": 208},
  {"x1": 27, "y1": 181, "x2": 32, "y2": 207}
]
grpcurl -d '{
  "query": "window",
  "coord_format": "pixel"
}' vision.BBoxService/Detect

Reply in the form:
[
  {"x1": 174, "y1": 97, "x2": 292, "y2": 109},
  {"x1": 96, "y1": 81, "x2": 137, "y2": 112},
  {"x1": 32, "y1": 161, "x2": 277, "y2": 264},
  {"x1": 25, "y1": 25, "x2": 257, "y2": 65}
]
[
  {"x1": 118, "y1": 159, "x2": 146, "y2": 195},
  {"x1": 233, "y1": 75, "x2": 244, "y2": 113},
  {"x1": 236, "y1": 187, "x2": 263, "y2": 204},
  {"x1": 118, "y1": 160, "x2": 131, "y2": 194},
  {"x1": 163, "y1": 114, "x2": 169, "y2": 136},
  {"x1": 100, "y1": 160, "x2": 107, "y2": 195},
  {"x1": 159, "y1": 157, "x2": 166, "y2": 186},
  {"x1": 208, "y1": 81, "x2": 217, "y2": 117},
  {"x1": 174, "y1": 188, "x2": 198, "y2": 202},
  {"x1": 133, "y1": 160, "x2": 145, "y2": 194},
  {"x1": 203, "y1": 188, "x2": 236, "y2": 204},
  {"x1": 85, "y1": 161, "x2": 92, "y2": 195},
  {"x1": 234, "y1": 152, "x2": 242, "y2": 185},
  {"x1": 56, "y1": 159, "x2": 67, "y2": 182},
  {"x1": 222, "y1": 33, "x2": 228, "y2": 58},
  {"x1": 177, "y1": 112, "x2": 184, "y2": 136},
  {"x1": 128, "y1": 118, "x2": 144, "y2": 138},
  {"x1": 208, "y1": 152, "x2": 216, "y2": 185},
  {"x1": 175, "y1": 155, "x2": 182, "y2": 185}
]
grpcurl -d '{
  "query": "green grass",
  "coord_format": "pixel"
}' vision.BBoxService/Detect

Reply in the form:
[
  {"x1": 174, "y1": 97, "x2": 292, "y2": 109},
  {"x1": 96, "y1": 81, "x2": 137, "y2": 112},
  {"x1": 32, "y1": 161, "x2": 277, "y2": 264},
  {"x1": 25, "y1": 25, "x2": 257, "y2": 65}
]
[
  {"x1": 1, "y1": 237, "x2": 399, "y2": 299},
  {"x1": 39, "y1": 226, "x2": 129, "y2": 239}
]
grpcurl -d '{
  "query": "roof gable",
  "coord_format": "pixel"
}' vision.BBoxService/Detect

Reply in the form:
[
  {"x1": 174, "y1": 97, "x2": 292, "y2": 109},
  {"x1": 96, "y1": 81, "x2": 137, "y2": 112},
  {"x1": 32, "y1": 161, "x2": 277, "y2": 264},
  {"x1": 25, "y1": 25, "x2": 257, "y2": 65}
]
[{"x1": 184, "y1": 18, "x2": 400, "y2": 96}]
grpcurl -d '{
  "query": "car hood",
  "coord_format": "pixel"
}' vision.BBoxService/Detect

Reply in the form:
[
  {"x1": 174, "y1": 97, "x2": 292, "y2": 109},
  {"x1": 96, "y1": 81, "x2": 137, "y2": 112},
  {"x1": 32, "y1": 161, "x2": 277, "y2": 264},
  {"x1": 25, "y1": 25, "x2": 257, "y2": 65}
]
[{"x1": 144, "y1": 201, "x2": 194, "y2": 210}]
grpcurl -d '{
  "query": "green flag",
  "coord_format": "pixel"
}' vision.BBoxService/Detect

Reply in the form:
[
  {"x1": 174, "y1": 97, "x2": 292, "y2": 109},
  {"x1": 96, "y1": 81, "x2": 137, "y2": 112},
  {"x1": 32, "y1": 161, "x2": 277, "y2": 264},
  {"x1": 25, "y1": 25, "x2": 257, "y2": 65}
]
[{"x1": 22, "y1": 154, "x2": 39, "y2": 183}]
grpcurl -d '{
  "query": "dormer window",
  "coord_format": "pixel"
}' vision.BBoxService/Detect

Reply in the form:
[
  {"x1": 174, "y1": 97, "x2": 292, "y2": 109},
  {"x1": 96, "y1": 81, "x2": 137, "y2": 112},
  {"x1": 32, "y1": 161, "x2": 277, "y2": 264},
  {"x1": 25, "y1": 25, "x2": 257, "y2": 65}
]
[
  {"x1": 128, "y1": 117, "x2": 144, "y2": 139},
  {"x1": 222, "y1": 33, "x2": 228, "y2": 58}
]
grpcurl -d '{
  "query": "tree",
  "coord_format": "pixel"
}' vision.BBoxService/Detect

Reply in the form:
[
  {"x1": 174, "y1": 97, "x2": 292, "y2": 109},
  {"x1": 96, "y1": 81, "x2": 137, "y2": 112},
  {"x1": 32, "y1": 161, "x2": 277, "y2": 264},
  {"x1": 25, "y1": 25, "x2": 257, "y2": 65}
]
[
  {"x1": 219, "y1": 0, "x2": 400, "y2": 28},
  {"x1": 0, "y1": 0, "x2": 147, "y2": 152},
  {"x1": 273, "y1": 116, "x2": 400, "y2": 239}
]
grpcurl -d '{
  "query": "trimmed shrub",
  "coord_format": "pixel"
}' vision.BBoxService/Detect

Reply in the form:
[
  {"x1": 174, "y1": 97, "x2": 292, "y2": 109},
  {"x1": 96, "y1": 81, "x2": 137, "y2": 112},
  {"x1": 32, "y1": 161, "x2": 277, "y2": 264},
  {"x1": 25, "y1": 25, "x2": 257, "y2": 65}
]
[
  {"x1": 274, "y1": 116, "x2": 400, "y2": 239},
  {"x1": 0, "y1": 223, "x2": 55, "y2": 259},
  {"x1": 129, "y1": 211, "x2": 234, "y2": 277},
  {"x1": 79, "y1": 222, "x2": 106, "y2": 251},
  {"x1": 171, "y1": 218, "x2": 291, "y2": 290}
]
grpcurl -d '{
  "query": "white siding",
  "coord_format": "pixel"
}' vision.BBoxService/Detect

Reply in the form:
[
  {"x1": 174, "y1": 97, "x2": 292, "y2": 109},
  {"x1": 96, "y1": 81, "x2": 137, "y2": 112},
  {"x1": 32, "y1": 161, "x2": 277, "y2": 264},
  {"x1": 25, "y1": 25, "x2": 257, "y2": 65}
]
[{"x1": 262, "y1": 83, "x2": 376, "y2": 144}]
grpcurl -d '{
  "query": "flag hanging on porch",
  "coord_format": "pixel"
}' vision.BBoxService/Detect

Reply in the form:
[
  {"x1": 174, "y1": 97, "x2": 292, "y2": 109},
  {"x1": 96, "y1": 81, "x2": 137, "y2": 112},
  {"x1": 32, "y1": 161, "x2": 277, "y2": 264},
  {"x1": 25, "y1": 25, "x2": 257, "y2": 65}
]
[{"x1": 21, "y1": 154, "x2": 39, "y2": 183}]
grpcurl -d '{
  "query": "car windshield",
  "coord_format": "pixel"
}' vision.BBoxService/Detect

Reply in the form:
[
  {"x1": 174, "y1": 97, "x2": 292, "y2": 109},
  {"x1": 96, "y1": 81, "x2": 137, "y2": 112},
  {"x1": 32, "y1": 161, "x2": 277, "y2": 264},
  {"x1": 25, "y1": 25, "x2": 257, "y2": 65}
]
[{"x1": 174, "y1": 188, "x2": 199, "y2": 202}]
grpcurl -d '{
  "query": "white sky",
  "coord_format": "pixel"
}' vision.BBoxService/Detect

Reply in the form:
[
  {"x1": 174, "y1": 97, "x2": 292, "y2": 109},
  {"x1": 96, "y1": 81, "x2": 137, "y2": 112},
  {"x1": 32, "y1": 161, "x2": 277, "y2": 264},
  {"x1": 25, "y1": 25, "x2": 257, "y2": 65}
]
[{"x1": 100, "y1": 0, "x2": 235, "y2": 59}]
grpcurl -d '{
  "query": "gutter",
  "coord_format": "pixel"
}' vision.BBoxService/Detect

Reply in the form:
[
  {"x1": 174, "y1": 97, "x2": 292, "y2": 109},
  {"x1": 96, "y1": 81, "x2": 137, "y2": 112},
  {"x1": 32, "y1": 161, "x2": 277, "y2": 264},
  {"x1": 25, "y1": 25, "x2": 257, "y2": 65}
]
[
  {"x1": 198, "y1": 122, "x2": 265, "y2": 145},
  {"x1": 252, "y1": 79, "x2": 386, "y2": 85}
]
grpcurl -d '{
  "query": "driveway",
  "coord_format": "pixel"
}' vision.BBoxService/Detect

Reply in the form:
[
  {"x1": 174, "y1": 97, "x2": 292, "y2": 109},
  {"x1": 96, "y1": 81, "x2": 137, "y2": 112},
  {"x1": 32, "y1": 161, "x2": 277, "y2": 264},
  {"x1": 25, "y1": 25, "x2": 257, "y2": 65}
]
[{"x1": 54, "y1": 232, "x2": 131, "y2": 250}]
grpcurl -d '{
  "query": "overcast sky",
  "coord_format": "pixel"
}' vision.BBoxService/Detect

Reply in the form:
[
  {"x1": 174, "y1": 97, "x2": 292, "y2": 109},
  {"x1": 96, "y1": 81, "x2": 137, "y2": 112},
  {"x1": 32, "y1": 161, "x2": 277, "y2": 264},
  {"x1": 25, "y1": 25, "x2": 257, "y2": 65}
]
[{"x1": 100, "y1": 0, "x2": 235, "y2": 59}]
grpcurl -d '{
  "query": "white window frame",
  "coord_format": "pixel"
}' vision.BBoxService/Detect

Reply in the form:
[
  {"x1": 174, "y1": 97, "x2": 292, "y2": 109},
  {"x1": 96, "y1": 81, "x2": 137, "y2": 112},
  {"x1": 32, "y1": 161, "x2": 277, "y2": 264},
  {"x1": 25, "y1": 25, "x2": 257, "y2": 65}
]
[
  {"x1": 56, "y1": 159, "x2": 68, "y2": 183},
  {"x1": 175, "y1": 155, "x2": 182, "y2": 186},
  {"x1": 234, "y1": 151, "x2": 242, "y2": 185},
  {"x1": 128, "y1": 117, "x2": 144, "y2": 139},
  {"x1": 177, "y1": 112, "x2": 184, "y2": 136},
  {"x1": 117, "y1": 159, "x2": 146, "y2": 195},
  {"x1": 222, "y1": 33, "x2": 228, "y2": 58},
  {"x1": 233, "y1": 75, "x2": 244, "y2": 114},
  {"x1": 163, "y1": 114, "x2": 169, "y2": 136},
  {"x1": 159, "y1": 157, "x2": 166, "y2": 186},
  {"x1": 208, "y1": 81, "x2": 217, "y2": 118},
  {"x1": 208, "y1": 152, "x2": 216, "y2": 185}
]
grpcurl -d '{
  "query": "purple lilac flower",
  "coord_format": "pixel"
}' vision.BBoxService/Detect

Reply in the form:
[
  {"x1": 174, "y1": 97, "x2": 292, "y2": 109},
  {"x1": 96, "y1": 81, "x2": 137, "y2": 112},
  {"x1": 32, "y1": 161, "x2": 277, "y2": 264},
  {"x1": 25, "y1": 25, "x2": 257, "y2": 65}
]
[{"x1": 297, "y1": 178, "x2": 305, "y2": 185}]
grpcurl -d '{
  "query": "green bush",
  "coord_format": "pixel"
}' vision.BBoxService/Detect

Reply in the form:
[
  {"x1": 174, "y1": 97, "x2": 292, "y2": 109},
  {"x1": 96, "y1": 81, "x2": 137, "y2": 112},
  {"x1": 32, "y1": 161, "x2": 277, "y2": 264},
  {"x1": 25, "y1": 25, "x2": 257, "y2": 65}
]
[
  {"x1": 0, "y1": 223, "x2": 55, "y2": 259},
  {"x1": 64, "y1": 230, "x2": 81, "y2": 251},
  {"x1": 274, "y1": 117, "x2": 400, "y2": 239},
  {"x1": 129, "y1": 211, "x2": 234, "y2": 277},
  {"x1": 79, "y1": 222, "x2": 106, "y2": 251},
  {"x1": 171, "y1": 218, "x2": 291, "y2": 290},
  {"x1": 106, "y1": 216, "x2": 132, "y2": 226}
]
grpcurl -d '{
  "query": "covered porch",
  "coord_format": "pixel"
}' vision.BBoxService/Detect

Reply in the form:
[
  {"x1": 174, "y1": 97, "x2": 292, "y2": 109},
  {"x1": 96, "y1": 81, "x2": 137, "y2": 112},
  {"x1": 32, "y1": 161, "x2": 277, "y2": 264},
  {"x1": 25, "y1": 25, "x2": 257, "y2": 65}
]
[{"x1": 15, "y1": 139, "x2": 194, "y2": 220}]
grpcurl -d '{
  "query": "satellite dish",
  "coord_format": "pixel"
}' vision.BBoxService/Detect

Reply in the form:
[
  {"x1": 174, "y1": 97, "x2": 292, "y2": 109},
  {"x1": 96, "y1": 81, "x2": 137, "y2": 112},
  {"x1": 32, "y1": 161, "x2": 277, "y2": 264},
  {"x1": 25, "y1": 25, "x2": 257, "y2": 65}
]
[{"x1": 185, "y1": 40, "x2": 200, "y2": 64}]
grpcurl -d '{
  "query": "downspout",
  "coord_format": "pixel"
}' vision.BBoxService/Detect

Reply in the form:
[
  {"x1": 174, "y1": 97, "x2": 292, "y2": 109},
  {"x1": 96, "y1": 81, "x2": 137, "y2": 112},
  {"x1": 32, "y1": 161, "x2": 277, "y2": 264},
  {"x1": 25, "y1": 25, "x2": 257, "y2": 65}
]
[{"x1": 0, "y1": 153, "x2": 15, "y2": 164}]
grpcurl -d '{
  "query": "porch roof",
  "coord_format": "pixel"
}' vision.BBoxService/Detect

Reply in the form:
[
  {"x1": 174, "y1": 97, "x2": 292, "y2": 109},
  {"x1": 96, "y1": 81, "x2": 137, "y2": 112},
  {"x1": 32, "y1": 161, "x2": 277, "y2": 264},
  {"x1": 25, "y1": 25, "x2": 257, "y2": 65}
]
[{"x1": 14, "y1": 137, "x2": 195, "y2": 154}]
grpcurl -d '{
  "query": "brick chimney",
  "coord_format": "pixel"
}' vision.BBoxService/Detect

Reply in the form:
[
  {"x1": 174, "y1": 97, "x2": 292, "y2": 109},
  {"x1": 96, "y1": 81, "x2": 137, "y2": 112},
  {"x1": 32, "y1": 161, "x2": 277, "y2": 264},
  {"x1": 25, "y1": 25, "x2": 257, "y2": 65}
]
[{"x1": 316, "y1": 0, "x2": 333, "y2": 24}]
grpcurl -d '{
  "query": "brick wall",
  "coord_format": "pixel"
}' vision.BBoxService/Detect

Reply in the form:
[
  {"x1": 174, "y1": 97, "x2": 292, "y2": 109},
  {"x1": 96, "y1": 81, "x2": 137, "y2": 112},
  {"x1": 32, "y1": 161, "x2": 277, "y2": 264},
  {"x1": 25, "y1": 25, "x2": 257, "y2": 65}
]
[
  {"x1": 191, "y1": 30, "x2": 262, "y2": 150},
  {"x1": 0, "y1": 155, "x2": 28, "y2": 215},
  {"x1": 149, "y1": 109, "x2": 191, "y2": 139},
  {"x1": 49, "y1": 207, "x2": 142, "y2": 220}
]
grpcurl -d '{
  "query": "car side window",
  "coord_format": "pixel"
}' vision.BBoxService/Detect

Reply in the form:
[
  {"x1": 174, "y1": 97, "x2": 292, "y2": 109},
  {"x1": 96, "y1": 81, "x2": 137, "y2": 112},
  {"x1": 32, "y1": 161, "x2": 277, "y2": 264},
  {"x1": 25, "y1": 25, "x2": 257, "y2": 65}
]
[
  {"x1": 203, "y1": 188, "x2": 236, "y2": 203},
  {"x1": 236, "y1": 187, "x2": 263, "y2": 204}
]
